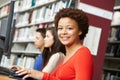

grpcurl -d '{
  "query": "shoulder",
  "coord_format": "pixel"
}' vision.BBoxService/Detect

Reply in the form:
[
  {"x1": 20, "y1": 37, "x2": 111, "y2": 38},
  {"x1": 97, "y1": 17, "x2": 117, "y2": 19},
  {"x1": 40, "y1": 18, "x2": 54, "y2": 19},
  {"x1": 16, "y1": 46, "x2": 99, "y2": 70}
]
[
  {"x1": 49, "y1": 52, "x2": 65, "y2": 61},
  {"x1": 51, "y1": 52, "x2": 65, "y2": 59},
  {"x1": 77, "y1": 47, "x2": 91, "y2": 55},
  {"x1": 75, "y1": 46, "x2": 93, "y2": 60}
]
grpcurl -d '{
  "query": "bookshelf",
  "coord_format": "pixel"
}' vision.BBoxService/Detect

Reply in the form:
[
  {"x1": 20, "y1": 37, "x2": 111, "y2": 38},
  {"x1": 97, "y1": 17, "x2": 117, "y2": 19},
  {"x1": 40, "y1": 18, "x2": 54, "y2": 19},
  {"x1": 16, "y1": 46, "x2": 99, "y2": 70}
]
[
  {"x1": 0, "y1": 0, "x2": 75, "y2": 69},
  {"x1": 12, "y1": 0, "x2": 75, "y2": 54},
  {"x1": 103, "y1": 3, "x2": 120, "y2": 79}
]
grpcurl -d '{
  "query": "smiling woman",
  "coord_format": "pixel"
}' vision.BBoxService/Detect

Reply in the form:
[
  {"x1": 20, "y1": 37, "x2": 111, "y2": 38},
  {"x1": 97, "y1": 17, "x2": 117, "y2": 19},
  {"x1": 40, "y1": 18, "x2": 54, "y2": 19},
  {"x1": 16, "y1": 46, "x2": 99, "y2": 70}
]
[
  {"x1": 15, "y1": 8, "x2": 93, "y2": 80},
  {"x1": 57, "y1": 17, "x2": 81, "y2": 46}
]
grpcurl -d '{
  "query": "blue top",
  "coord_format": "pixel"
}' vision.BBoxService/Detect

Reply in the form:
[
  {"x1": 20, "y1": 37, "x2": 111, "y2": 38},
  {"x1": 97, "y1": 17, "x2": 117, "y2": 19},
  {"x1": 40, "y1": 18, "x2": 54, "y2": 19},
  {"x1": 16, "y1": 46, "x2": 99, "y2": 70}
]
[{"x1": 34, "y1": 54, "x2": 42, "y2": 70}]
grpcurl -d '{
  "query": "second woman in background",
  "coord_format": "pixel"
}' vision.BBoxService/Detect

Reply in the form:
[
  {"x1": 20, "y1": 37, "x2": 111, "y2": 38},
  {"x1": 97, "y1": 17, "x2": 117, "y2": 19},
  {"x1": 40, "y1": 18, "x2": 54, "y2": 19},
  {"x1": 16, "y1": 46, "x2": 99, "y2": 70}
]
[
  {"x1": 11, "y1": 27, "x2": 65, "y2": 73},
  {"x1": 42, "y1": 27, "x2": 66, "y2": 73}
]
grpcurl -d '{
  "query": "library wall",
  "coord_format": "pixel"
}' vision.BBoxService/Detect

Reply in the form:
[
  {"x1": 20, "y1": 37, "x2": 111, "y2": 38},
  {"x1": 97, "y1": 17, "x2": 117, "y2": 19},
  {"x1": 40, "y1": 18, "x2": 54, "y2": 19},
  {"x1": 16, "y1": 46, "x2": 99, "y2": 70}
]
[{"x1": 78, "y1": 0, "x2": 115, "y2": 80}]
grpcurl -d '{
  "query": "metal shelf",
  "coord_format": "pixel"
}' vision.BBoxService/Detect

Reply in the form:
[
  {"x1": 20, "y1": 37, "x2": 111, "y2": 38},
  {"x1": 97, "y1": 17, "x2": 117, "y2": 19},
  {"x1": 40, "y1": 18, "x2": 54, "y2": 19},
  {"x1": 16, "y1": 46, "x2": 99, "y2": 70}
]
[
  {"x1": 114, "y1": 6, "x2": 120, "y2": 10},
  {"x1": 13, "y1": 40, "x2": 34, "y2": 43},
  {"x1": 11, "y1": 50, "x2": 40, "y2": 54},
  {"x1": 108, "y1": 40, "x2": 120, "y2": 44},
  {"x1": 111, "y1": 24, "x2": 120, "y2": 27},
  {"x1": 103, "y1": 67, "x2": 120, "y2": 73},
  {"x1": 105, "y1": 56, "x2": 120, "y2": 60},
  {"x1": 15, "y1": 19, "x2": 54, "y2": 28}
]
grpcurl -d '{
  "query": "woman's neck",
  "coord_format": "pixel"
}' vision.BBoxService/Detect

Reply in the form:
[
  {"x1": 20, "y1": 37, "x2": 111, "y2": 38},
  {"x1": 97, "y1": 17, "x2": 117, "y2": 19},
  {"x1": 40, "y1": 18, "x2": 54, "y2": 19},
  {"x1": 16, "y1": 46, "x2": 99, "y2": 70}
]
[
  {"x1": 39, "y1": 46, "x2": 44, "y2": 53},
  {"x1": 65, "y1": 41, "x2": 82, "y2": 56}
]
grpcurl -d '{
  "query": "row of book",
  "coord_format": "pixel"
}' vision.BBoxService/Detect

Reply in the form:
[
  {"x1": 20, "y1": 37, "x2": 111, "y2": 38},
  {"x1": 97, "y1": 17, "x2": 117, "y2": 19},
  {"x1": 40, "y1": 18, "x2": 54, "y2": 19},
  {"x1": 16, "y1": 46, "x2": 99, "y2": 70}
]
[
  {"x1": 106, "y1": 44, "x2": 120, "y2": 57},
  {"x1": 15, "y1": 0, "x2": 73, "y2": 27},
  {"x1": 14, "y1": 0, "x2": 55, "y2": 12},
  {"x1": 13, "y1": 23, "x2": 53, "y2": 42},
  {"x1": 103, "y1": 72, "x2": 120, "y2": 80},
  {"x1": 14, "y1": 0, "x2": 35, "y2": 12},
  {"x1": 0, "y1": 4, "x2": 10, "y2": 18},
  {"x1": 108, "y1": 27, "x2": 120, "y2": 41},
  {"x1": 13, "y1": 26, "x2": 37, "y2": 42},
  {"x1": 14, "y1": 0, "x2": 73, "y2": 12},
  {"x1": 0, "y1": 54, "x2": 36, "y2": 69},
  {"x1": 11, "y1": 43, "x2": 40, "y2": 54}
]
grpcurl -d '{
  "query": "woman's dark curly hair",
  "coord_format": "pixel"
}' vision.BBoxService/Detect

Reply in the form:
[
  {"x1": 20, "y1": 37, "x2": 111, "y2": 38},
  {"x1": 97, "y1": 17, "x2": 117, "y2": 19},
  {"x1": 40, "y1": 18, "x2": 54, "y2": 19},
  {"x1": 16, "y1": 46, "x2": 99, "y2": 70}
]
[{"x1": 54, "y1": 8, "x2": 89, "y2": 40}]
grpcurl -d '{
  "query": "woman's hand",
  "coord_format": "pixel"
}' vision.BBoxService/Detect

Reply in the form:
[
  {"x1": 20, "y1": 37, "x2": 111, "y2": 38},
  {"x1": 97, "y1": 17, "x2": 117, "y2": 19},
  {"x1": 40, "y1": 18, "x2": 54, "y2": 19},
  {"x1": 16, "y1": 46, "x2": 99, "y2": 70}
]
[
  {"x1": 16, "y1": 68, "x2": 44, "y2": 80},
  {"x1": 10, "y1": 65, "x2": 22, "y2": 70}
]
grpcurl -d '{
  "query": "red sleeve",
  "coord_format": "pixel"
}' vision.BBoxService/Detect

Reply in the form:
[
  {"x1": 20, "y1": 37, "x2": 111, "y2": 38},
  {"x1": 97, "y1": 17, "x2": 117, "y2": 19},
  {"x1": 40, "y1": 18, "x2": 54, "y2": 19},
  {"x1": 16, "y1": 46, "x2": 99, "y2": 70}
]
[
  {"x1": 42, "y1": 65, "x2": 61, "y2": 80},
  {"x1": 74, "y1": 49, "x2": 93, "y2": 80},
  {"x1": 42, "y1": 72, "x2": 60, "y2": 80},
  {"x1": 42, "y1": 48, "x2": 93, "y2": 80}
]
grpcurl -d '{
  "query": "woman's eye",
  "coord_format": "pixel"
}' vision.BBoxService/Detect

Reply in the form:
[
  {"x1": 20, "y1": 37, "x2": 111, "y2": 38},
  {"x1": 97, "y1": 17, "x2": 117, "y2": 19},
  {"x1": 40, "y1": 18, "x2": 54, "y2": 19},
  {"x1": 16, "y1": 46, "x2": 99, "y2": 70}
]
[
  {"x1": 67, "y1": 27, "x2": 73, "y2": 30},
  {"x1": 67, "y1": 25, "x2": 73, "y2": 30},
  {"x1": 36, "y1": 37, "x2": 39, "y2": 39},
  {"x1": 69, "y1": 28, "x2": 72, "y2": 29},
  {"x1": 58, "y1": 27, "x2": 62, "y2": 30}
]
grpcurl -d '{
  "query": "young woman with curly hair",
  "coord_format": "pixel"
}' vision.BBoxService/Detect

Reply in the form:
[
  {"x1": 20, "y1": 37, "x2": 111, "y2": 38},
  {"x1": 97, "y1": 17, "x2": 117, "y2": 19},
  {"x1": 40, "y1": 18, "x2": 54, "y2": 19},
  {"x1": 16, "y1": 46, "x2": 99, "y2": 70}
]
[{"x1": 16, "y1": 8, "x2": 93, "y2": 80}]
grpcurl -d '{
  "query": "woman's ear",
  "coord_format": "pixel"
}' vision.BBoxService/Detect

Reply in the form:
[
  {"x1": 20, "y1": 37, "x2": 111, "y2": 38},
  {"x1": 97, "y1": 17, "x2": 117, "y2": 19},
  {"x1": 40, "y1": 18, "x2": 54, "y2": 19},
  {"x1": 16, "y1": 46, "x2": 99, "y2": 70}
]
[{"x1": 78, "y1": 31, "x2": 82, "y2": 36}]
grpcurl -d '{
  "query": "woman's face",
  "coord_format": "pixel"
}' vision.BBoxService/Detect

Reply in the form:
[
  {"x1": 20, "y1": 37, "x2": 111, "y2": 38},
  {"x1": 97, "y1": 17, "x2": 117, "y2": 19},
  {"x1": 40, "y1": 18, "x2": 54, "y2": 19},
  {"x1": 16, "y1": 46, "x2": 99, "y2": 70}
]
[
  {"x1": 57, "y1": 17, "x2": 82, "y2": 46},
  {"x1": 34, "y1": 32, "x2": 44, "y2": 49},
  {"x1": 44, "y1": 30, "x2": 54, "y2": 48}
]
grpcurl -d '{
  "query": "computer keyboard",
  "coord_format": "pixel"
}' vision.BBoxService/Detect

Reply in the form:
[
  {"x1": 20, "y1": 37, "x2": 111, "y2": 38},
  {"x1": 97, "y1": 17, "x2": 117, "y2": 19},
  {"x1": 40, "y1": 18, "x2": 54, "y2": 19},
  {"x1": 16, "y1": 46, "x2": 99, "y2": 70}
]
[
  {"x1": 0, "y1": 66, "x2": 12, "y2": 76},
  {"x1": 0, "y1": 66, "x2": 34, "y2": 80}
]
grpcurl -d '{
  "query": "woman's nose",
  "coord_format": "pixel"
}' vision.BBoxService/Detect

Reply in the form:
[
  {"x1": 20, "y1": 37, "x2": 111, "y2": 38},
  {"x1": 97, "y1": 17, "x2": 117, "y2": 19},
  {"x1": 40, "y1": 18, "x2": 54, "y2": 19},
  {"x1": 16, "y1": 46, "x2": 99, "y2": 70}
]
[{"x1": 62, "y1": 29, "x2": 67, "y2": 34}]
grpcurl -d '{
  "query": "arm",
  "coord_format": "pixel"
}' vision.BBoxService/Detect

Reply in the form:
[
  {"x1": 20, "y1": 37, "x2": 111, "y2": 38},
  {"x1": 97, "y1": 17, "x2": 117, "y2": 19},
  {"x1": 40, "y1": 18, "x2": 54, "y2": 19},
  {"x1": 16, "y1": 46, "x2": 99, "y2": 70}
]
[
  {"x1": 43, "y1": 48, "x2": 93, "y2": 80},
  {"x1": 15, "y1": 53, "x2": 64, "y2": 80},
  {"x1": 16, "y1": 68, "x2": 44, "y2": 80},
  {"x1": 16, "y1": 68, "x2": 60, "y2": 80},
  {"x1": 42, "y1": 52, "x2": 64, "y2": 73},
  {"x1": 74, "y1": 49, "x2": 93, "y2": 80}
]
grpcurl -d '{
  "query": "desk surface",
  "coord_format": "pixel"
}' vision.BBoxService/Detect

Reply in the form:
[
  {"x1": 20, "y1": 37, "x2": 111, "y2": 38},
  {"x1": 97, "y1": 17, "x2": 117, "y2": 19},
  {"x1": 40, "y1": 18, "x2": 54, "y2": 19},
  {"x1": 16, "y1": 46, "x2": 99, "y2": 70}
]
[{"x1": 0, "y1": 75, "x2": 16, "y2": 80}]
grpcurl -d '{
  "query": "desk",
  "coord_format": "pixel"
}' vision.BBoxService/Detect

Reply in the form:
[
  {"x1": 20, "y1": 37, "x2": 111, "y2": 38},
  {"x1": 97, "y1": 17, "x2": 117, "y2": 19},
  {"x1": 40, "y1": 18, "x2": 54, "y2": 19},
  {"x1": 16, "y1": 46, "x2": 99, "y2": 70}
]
[{"x1": 0, "y1": 75, "x2": 16, "y2": 80}]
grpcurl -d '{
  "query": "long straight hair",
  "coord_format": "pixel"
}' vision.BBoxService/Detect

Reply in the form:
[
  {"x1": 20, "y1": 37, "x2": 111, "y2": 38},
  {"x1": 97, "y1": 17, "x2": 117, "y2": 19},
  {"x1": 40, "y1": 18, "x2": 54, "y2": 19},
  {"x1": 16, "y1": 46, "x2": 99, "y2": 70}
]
[{"x1": 42, "y1": 27, "x2": 66, "y2": 69}]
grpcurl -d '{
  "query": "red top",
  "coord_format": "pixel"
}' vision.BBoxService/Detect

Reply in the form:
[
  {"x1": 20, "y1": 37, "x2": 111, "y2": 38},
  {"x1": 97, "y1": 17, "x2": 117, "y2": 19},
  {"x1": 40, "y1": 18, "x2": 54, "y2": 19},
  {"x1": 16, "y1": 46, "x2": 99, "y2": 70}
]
[{"x1": 42, "y1": 47, "x2": 93, "y2": 80}]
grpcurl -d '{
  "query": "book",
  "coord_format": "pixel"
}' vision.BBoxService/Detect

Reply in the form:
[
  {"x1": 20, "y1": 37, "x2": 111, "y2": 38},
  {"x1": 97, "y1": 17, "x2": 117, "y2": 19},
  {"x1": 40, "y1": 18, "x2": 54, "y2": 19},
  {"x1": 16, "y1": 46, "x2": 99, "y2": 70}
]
[
  {"x1": 31, "y1": 10, "x2": 37, "y2": 24},
  {"x1": 28, "y1": 26, "x2": 37, "y2": 41},
  {"x1": 36, "y1": 6, "x2": 46, "y2": 23},
  {"x1": 25, "y1": 43, "x2": 40, "y2": 53},
  {"x1": 24, "y1": 57, "x2": 35, "y2": 69},
  {"x1": 11, "y1": 43, "x2": 26, "y2": 52}
]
